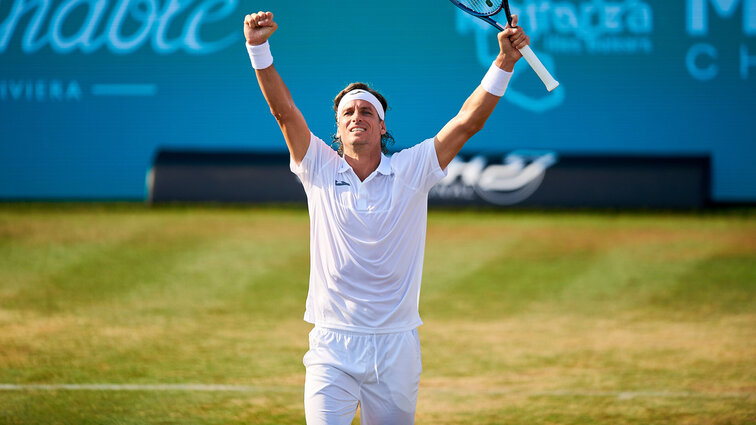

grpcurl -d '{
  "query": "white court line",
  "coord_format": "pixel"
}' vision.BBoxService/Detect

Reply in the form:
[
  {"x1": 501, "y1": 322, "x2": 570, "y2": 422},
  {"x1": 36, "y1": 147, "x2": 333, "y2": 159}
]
[
  {"x1": 477, "y1": 389, "x2": 754, "y2": 400},
  {"x1": 0, "y1": 384, "x2": 292, "y2": 393},
  {"x1": 0, "y1": 384, "x2": 752, "y2": 399}
]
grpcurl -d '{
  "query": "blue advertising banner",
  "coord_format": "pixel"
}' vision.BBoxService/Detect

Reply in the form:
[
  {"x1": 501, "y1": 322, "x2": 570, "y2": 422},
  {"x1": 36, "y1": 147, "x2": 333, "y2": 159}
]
[{"x1": 1, "y1": 0, "x2": 754, "y2": 201}]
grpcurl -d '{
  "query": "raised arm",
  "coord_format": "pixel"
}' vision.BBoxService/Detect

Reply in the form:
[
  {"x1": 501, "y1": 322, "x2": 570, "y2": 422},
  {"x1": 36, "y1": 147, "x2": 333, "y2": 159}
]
[
  {"x1": 244, "y1": 11, "x2": 309, "y2": 165},
  {"x1": 434, "y1": 15, "x2": 530, "y2": 170}
]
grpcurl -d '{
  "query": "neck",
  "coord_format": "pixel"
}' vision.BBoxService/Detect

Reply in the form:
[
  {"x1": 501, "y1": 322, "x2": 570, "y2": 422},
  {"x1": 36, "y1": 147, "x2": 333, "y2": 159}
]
[{"x1": 343, "y1": 147, "x2": 381, "y2": 181}]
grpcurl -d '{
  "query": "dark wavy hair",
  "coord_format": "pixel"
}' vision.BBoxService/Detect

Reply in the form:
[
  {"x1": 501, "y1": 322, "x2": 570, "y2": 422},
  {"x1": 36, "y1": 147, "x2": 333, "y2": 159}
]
[{"x1": 331, "y1": 82, "x2": 395, "y2": 156}]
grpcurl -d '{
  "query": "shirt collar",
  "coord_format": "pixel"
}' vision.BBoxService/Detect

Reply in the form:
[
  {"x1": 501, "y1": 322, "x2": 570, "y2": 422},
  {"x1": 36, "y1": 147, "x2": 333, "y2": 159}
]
[
  {"x1": 337, "y1": 159, "x2": 351, "y2": 174},
  {"x1": 337, "y1": 153, "x2": 393, "y2": 176},
  {"x1": 376, "y1": 153, "x2": 392, "y2": 175}
]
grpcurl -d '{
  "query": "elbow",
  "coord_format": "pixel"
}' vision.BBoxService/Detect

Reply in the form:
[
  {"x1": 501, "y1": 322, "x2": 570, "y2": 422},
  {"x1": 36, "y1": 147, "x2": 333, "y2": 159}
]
[
  {"x1": 270, "y1": 103, "x2": 296, "y2": 123},
  {"x1": 456, "y1": 114, "x2": 486, "y2": 137},
  {"x1": 467, "y1": 120, "x2": 486, "y2": 135}
]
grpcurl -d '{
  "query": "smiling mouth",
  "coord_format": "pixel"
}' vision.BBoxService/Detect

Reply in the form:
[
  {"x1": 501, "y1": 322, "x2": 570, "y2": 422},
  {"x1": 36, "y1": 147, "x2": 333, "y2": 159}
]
[{"x1": 350, "y1": 127, "x2": 367, "y2": 133}]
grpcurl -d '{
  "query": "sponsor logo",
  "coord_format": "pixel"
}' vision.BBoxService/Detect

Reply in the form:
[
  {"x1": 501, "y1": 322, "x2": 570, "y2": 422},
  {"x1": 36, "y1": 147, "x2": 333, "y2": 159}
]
[
  {"x1": 0, "y1": 0, "x2": 239, "y2": 102},
  {"x1": 0, "y1": 79, "x2": 82, "y2": 101},
  {"x1": 456, "y1": 0, "x2": 754, "y2": 90},
  {"x1": 0, "y1": 0, "x2": 238, "y2": 55},
  {"x1": 685, "y1": 0, "x2": 756, "y2": 81},
  {"x1": 456, "y1": 0, "x2": 654, "y2": 56},
  {"x1": 335, "y1": 180, "x2": 350, "y2": 186},
  {"x1": 430, "y1": 150, "x2": 558, "y2": 206},
  {"x1": 455, "y1": 0, "x2": 656, "y2": 112}
]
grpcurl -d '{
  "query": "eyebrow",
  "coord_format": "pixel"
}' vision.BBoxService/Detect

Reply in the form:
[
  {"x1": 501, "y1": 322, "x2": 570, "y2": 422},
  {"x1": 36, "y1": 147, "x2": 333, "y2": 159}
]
[{"x1": 342, "y1": 105, "x2": 374, "y2": 113}]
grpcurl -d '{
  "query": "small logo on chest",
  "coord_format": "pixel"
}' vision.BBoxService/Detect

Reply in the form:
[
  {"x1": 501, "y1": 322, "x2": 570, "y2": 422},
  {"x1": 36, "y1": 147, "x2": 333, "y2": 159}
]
[{"x1": 335, "y1": 180, "x2": 351, "y2": 186}]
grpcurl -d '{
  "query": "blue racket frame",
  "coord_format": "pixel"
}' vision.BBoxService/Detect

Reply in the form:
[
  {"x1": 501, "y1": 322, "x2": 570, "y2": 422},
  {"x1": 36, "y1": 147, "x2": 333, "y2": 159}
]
[{"x1": 448, "y1": 0, "x2": 515, "y2": 30}]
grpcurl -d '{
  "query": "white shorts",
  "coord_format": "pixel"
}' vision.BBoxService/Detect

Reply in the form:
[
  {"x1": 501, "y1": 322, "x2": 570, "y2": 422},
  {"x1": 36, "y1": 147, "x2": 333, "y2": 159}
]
[{"x1": 303, "y1": 327, "x2": 422, "y2": 425}]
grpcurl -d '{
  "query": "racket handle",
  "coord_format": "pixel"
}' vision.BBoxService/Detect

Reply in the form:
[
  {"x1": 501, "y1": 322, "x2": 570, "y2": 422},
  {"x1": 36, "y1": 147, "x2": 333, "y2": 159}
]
[{"x1": 518, "y1": 45, "x2": 559, "y2": 92}]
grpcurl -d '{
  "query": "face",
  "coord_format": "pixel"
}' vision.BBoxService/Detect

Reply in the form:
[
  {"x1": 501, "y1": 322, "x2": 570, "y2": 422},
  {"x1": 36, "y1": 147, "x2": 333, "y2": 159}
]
[{"x1": 336, "y1": 99, "x2": 386, "y2": 155}]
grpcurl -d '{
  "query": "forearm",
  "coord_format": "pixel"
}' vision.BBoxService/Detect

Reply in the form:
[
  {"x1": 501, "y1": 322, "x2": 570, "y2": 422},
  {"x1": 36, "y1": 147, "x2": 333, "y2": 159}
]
[
  {"x1": 246, "y1": 42, "x2": 296, "y2": 119},
  {"x1": 449, "y1": 51, "x2": 518, "y2": 135},
  {"x1": 453, "y1": 86, "x2": 500, "y2": 135},
  {"x1": 254, "y1": 64, "x2": 309, "y2": 161},
  {"x1": 245, "y1": 38, "x2": 309, "y2": 162},
  {"x1": 455, "y1": 56, "x2": 515, "y2": 129},
  {"x1": 254, "y1": 64, "x2": 299, "y2": 122},
  {"x1": 434, "y1": 62, "x2": 513, "y2": 169}
]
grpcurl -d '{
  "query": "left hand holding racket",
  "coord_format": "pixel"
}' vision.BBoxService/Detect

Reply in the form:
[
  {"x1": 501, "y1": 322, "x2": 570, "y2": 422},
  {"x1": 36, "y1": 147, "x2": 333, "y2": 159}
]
[
  {"x1": 494, "y1": 14, "x2": 529, "y2": 71},
  {"x1": 449, "y1": 0, "x2": 559, "y2": 91}
]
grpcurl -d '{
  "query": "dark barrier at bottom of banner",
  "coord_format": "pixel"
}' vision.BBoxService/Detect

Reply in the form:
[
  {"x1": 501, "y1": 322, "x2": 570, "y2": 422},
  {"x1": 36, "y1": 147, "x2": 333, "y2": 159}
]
[
  {"x1": 148, "y1": 150, "x2": 710, "y2": 209},
  {"x1": 148, "y1": 151, "x2": 304, "y2": 204}
]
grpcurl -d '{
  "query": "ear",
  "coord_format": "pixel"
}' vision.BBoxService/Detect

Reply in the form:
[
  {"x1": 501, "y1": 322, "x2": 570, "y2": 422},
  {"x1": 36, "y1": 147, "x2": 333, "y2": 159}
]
[{"x1": 380, "y1": 120, "x2": 386, "y2": 135}]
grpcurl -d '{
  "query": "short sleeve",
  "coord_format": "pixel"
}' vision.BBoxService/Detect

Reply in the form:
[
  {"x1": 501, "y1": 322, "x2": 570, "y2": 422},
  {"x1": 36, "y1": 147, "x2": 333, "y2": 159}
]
[
  {"x1": 290, "y1": 133, "x2": 339, "y2": 192},
  {"x1": 390, "y1": 138, "x2": 448, "y2": 192}
]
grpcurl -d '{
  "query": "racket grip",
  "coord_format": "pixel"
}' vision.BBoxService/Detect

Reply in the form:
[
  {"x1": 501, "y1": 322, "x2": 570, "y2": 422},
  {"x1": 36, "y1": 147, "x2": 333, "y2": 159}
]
[{"x1": 518, "y1": 45, "x2": 559, "y2": 92}]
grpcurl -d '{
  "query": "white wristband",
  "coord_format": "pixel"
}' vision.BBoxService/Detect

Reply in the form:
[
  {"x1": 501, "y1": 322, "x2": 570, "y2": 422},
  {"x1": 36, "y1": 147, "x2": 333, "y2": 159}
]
[
  {"x1": 247, "y1": 41, "x2": 273, "y2": 70},
  {"x1": 480, "y1": 62, "x2": 513, "y2": 97}
]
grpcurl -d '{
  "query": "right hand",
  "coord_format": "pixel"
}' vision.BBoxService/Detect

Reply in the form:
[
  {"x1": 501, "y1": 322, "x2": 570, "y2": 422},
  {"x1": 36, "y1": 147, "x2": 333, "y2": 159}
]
[{"x1": 244, "y1": 11, "x2": 277, "y2": 46}]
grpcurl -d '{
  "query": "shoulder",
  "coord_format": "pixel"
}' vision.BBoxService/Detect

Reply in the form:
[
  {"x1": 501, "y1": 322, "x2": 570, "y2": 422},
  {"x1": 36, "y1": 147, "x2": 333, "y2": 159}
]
[
  {"x1": 389, "y1": 138, "x2": 436, "y2": 169},
  {"x1": 388, "y1": 138, "x2": 446, "y2": 191},
  {"x1": 303, "y1": 133, "x2": 340, "y2": 164},
  {"x1": 291, "y1": 133, "x2": 340, "y2": 178}
]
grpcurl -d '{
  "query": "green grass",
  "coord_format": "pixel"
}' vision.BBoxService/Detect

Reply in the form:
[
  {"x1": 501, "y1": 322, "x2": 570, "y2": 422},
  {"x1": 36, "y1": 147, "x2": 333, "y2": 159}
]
[{"x1": 0, "y1": 204, "x2": 754, "y2": 424}]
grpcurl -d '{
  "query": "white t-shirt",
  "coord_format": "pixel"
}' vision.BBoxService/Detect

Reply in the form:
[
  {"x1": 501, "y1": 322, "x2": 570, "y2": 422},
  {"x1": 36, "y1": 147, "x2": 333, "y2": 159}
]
[{"x1": 291, "y1": 133, "x2": 447, "y2": 333}]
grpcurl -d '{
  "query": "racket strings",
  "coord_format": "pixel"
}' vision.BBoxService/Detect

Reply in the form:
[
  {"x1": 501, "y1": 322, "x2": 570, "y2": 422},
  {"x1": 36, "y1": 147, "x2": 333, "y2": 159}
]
[{"x1": 457, "y1": 0, "x2": 501, "y2": 15}]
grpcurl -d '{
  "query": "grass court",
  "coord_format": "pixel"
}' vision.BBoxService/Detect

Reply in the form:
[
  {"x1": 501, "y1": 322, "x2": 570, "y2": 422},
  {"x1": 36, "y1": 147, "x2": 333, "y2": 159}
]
[{"x1": 0, "y1": 204, "x2": 754, "y2": 424}]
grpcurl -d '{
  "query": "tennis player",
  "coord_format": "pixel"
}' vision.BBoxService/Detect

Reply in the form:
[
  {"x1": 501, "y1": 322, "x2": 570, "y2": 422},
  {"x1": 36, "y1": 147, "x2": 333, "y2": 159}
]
[{"x1": 244, "y1": 10, "x2": 529, "y2": 425}]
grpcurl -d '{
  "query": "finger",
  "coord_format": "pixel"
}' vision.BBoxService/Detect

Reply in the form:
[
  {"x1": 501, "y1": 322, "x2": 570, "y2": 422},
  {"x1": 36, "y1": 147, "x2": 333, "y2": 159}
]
[
  {"x1": 511, "y1": 14, "x2": 518, "y2": 27},
  {"x1": 499, "y1": 28, "x2": 516, "y2": 39},
  {"x1": 510, "y1": 33, "x2": 526, "y2": 50},
  {"x1": 255, "y1": 11, "x2": 273, "y2": 27},
  {"x1": 516, "y1": 35, "x2": 530, "y2": 50},
  {"x1": 509, "y1": 33, "x2": 525, "y2": 47},
  {"x1": 245, "y1": 14, "x2": 254, "y2": 27}
]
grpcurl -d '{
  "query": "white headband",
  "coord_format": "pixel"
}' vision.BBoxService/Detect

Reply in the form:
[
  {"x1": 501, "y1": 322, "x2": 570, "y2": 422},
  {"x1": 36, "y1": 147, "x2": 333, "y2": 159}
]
[{"x1": 337, "y1": 89, "x2": 385, "y2": 122}]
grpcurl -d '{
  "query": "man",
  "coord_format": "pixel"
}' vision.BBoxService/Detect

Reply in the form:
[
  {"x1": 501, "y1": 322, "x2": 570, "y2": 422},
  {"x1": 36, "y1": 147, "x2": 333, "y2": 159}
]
[{"x1": 243, "y1": 10, "x2": 529, "y2": 425}]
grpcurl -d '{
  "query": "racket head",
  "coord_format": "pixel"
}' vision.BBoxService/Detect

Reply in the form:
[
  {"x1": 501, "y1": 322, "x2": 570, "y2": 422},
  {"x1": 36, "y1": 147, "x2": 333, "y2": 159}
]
[{"x1": 448, "y1": 0, "x2": 503, "y2": 17}]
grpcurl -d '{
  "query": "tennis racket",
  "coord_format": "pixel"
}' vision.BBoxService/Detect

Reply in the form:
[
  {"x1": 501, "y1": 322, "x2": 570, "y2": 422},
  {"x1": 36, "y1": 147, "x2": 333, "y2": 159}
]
[{"x1": 450, "y1": 0, "x2": 559, "y2": 92}]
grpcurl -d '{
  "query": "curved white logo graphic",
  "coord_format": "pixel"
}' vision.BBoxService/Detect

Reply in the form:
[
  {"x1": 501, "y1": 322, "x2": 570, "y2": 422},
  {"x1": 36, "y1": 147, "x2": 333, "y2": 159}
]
[{"x1": 431, "y1": 150, "x2": 558, "y2": 206}]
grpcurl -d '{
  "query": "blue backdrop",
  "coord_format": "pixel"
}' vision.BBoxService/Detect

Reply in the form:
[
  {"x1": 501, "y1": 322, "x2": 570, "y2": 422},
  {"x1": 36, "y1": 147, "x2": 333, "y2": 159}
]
[{"x1": 1, "y1": 0, "x2": 754, "y2": 201}]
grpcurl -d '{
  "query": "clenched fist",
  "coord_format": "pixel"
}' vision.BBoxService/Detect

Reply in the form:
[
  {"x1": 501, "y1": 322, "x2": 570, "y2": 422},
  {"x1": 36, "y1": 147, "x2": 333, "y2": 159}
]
[{"x1": 244, "y1": 11, "x2": 277, "y2": 46}]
